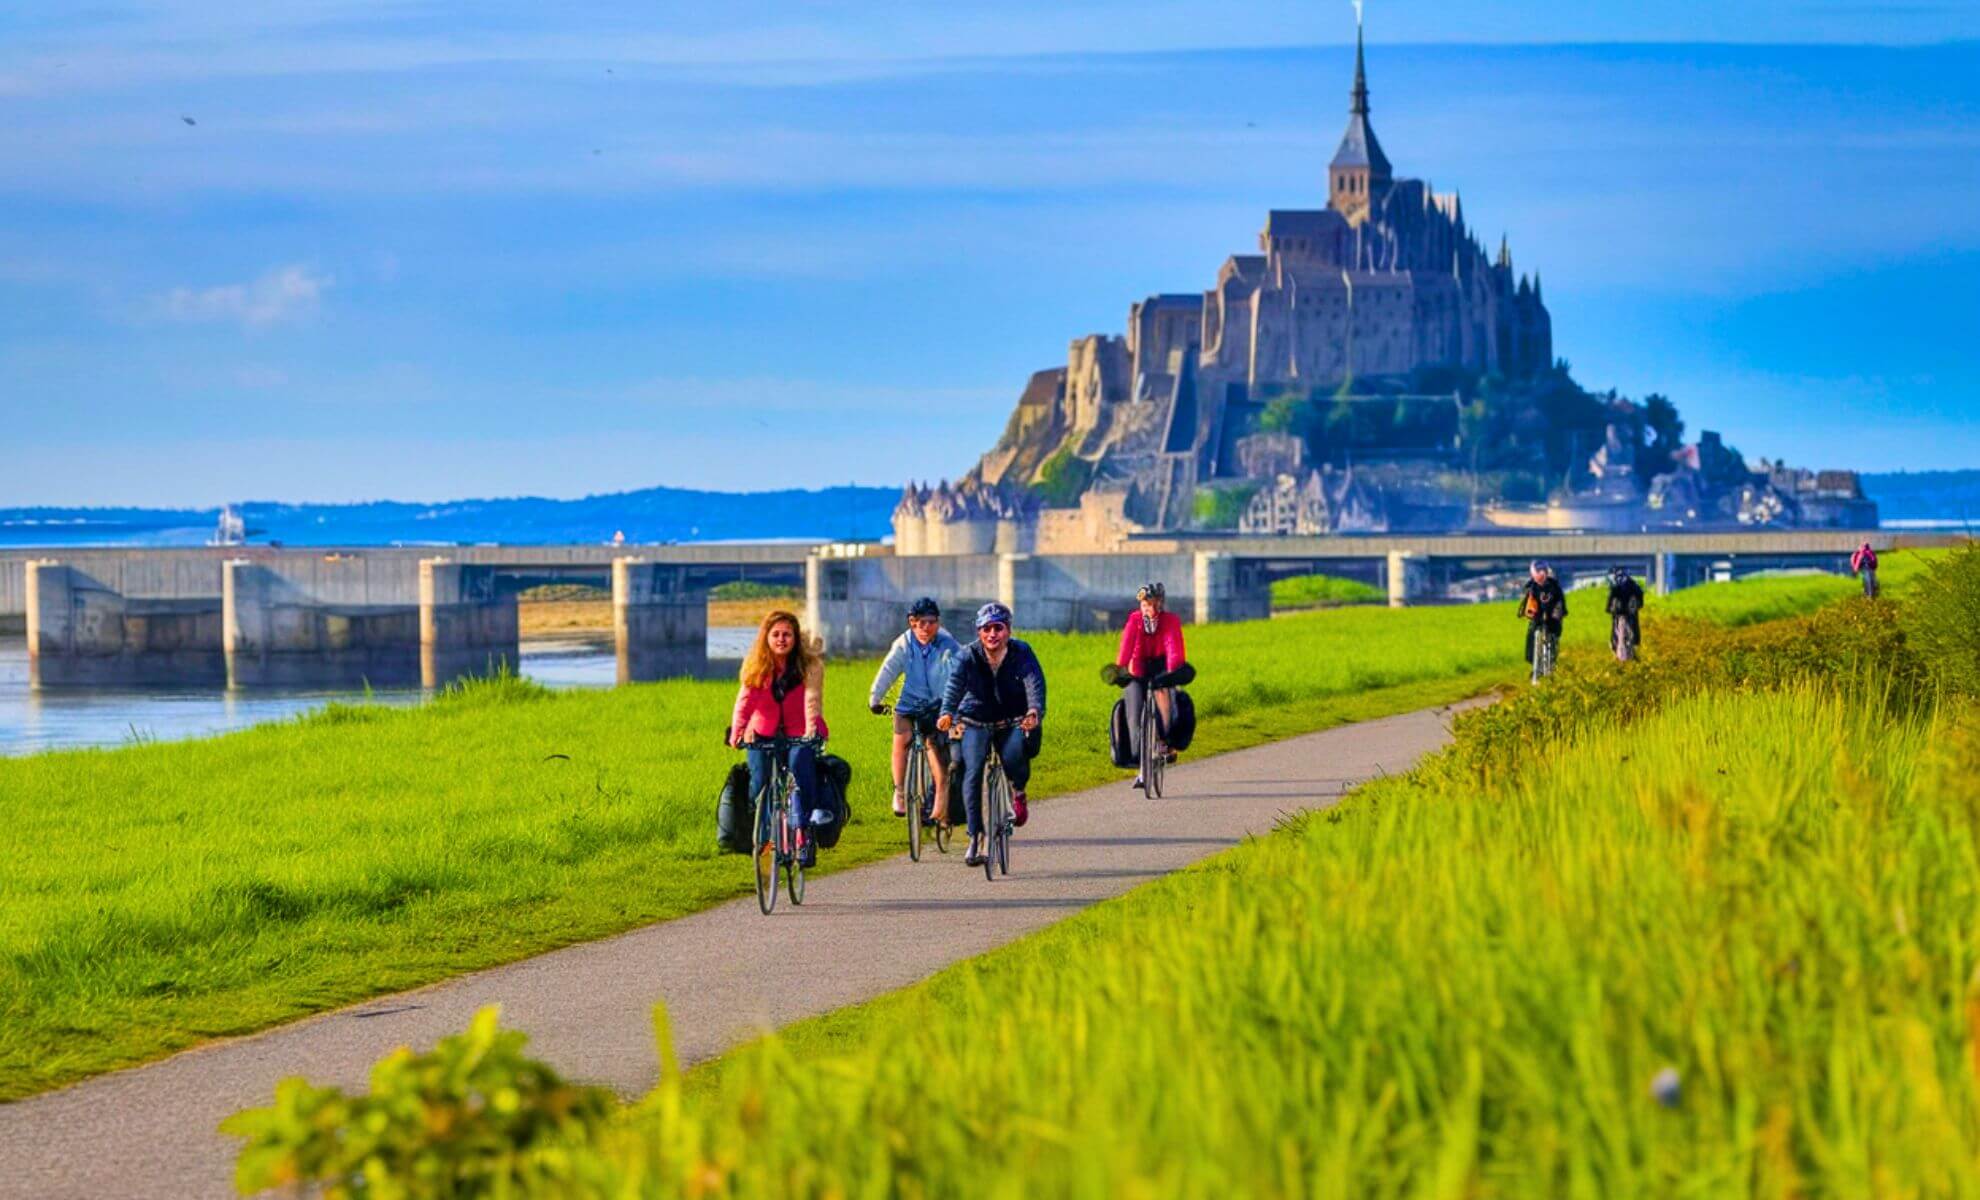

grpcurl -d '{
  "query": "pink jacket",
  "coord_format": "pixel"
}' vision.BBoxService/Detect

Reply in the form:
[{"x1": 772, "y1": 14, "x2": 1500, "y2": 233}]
[
  {"x1": 1117, "y1": 610, "x2": 1187, "y2": 678},
  {"x1": 1851, "y1": 545, "x2": 1878, "y2": 573},
  {"x1": 730, "y1": 661, "x2": 827, "y2": 744}
]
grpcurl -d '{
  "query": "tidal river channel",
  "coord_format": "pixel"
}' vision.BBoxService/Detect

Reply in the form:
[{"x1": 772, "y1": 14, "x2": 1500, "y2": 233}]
[{"x1": 0, "y1": 629, "x2": 756, "y2": 757}]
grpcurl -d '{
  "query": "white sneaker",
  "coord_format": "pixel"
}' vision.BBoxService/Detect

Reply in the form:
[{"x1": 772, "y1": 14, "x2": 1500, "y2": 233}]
[{"x1": 891, "y1": 788, "x2": 907, "y2": 817}]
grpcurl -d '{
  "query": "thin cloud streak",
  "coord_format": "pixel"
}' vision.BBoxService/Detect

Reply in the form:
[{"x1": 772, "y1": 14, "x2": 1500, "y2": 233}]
[{"x1": 156, "y1": 265, "x2": 331, "y2": 329}]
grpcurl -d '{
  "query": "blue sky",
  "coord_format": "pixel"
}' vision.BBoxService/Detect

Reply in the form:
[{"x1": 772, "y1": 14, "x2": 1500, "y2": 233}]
[{"x1": 1, "y1": 3, "x2": 1976, "y2": 505}]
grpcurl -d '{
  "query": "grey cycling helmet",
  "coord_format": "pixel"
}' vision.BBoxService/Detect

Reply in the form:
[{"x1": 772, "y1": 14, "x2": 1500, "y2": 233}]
[
  {"x1": 907, "y1": 596, "x2": 940, "y2": 619},
  {"x1": 974, "y1": 601, "x2": 1014, "y2": 630}
]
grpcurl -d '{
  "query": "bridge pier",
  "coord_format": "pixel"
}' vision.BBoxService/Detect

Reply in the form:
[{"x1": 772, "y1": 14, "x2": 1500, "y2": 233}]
[
  {"x1": 223, "y1": 560, "x2": 422, "y2": 689},
  {"x1": 1385, "y1": 550, "x2": 1432, "y2": 608},
  {"x1": 26, "y1": 560, "x2": 226, "y2": 687},
  {"x1": 613, "y1": 558, "x2": 709, "y2": 682},
  {"x1": 1194, "y1": 552, "x2": 1269, "y2": 623},
  {"x1": 419, "y1": 559, "x2": 520, "y2": 688},
  {"x1": 1651, "y1": 551, "x2": 1677, "y2": 596}
]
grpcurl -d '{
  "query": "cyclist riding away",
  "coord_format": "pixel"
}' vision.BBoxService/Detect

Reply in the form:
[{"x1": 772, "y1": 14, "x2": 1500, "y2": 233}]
[
  {"x1": 869, "y1": 596, "x2": 962, "y2": 822},
  {"x1": 1518, "y1": 560, "x2": 1567, "y2": 683},
  {"x1": 1606, "y1": 565, "x2": 1644, "y2": 662},
  {"x1": 729, "y1": 610, "x2": 829, "y2": 868},
  {"x1": 1116, "y1": 581, "x2": 1188, "y2": 789},
  {"x1": 937, "y1": 602, "x2": 1046, "y2": 869},
  {"x1": 1852, "y1": 541, "x2": 1879, "y2": 599}
]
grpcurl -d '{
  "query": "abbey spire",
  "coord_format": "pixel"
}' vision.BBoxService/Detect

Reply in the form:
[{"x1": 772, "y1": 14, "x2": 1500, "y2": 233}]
[{"x1": 1328, "y1": 13, "x2": 1392, "y2": 223}]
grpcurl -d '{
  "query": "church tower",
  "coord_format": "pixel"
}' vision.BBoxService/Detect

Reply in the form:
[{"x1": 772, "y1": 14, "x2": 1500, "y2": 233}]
[{"x1": 1328, "y1": 18, "x2": 1392, "y2": 224}]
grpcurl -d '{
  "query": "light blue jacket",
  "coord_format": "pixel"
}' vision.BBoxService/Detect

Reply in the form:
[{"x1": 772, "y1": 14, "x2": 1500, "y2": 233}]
[{"x1": 868, "y1": 628, "x2": 963, "y2": 714}]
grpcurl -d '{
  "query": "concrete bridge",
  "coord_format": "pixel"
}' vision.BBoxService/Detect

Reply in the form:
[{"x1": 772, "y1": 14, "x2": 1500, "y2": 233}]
[
  {"x1": 0, "y1": 544, "x2": 806, "y2": 688},
  {"x1": 1, "y1": 531, "x2": 1961, "y2": 687}
]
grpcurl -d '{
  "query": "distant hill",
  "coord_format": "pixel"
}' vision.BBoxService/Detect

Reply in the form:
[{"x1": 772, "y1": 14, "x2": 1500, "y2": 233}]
[
  {"x1": 1862, "y1": 470, "x2": 1980, "y2": 526},
  {"x1": 0, "y1": 485, "x2": 900, "y2": 548}
]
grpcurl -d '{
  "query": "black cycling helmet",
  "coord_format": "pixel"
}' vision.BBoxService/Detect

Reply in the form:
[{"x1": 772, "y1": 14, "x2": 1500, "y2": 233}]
[
  {"x1": 907, "y1": 596, "x2": 940, "y2": 620},
  {"x1": 1136, "y1": 581, "x2": 1166, "y2": 601},
  {"x1": 1610, "y1": 565, "x2": 1631, "y2": 582},
  {"x1": 975, "y1": 601, "x2": 1014, "y2": 630}
]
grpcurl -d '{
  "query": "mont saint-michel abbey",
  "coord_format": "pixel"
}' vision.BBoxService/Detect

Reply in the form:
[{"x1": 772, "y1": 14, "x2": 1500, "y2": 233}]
[{"x1": 894, "y1": 26, "x2": 1872, "y2": 554}]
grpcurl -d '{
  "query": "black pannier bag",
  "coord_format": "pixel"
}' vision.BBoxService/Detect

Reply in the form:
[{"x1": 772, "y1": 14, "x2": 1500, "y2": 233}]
[
  {"x1": 813, "y1": 753, "x2": 854, "y2": 849},
  {"x1": 1167, "y1": 689, "x2": 1197, "y2": 752},
  {"x1": 715, "y1": 762, "x2": 754, "y2": 854},
  {"x1": 1109, "y1": 697, "x2": 1135, "y2": 768}
]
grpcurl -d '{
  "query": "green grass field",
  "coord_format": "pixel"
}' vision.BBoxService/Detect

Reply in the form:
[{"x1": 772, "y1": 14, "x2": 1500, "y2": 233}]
[
  {"x1": 0, "y1": 594, "x2": 1606, "y2": 1099},
  {"x1": 1650, "y1": 549, "x2": 1932, "y2": 625},
  {"x1": 227, "y1": 552, "x2": 1980, "y2": 1196},
  {"x1": 1268, "y1": 572, "x2": 1384, "y2": 610},
  {"x1": 2, "y1": 558, "x2": 1932, "y2": 1101}
]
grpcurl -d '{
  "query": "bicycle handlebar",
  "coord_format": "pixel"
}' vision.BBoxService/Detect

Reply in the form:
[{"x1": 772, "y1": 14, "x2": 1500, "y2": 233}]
[
  {"x1": 727, "y1": 730, "x2": 825, "y2": 751},
  {"x1": 1104, "y1": 663, "x2": 1195, "y2": 690}
]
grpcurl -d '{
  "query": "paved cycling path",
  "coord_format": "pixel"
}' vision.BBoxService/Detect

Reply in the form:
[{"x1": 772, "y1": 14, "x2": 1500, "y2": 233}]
[{"x1": 0, "y1": 702, "x2": 1472, "y2": 1199}]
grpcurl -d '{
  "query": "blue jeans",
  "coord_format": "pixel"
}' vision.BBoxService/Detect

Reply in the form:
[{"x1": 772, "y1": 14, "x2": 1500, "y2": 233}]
[
  {"x1": 959, "y1": 723, "x2": 1029, "y2": 838},
  {"x1": 747, "y1": 738, "x2": 821, "y2": 839}
]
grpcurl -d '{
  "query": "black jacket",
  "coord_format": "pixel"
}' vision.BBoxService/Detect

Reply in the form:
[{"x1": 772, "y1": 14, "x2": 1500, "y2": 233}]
[
  {"x1": 941, "y1": 639, "x2": 1047, "y2": 725},
  {"x1": 1517, "y1": 577, "x2": 1567, "y2": 632},
  {"x1": 1606, "y1": 578, "x2": 1645, "y2": 617}
]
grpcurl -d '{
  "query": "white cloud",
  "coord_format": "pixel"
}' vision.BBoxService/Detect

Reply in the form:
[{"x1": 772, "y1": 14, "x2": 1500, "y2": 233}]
[{"x1": 158, "y1": 264, "x2": 331, "y2": 329}]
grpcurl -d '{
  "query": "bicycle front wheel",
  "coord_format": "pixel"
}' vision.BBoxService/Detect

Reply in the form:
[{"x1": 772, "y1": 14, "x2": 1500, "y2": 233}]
[
  {"x1": 754, "y1": 822, "x2": 778, "y2": 916},
  {"x1": 906, "y1": 746, "x2": 926, "y2": 863},
  {"x1": 984, "y1": 767, "x2": 1005, "y2": 881}
]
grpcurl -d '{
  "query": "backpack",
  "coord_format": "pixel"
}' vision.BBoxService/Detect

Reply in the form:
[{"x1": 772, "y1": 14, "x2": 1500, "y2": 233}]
[
  {"x1": 1167, "y1": 689, "x2": 1197, "y2": 752},
  {"x1": 1109, "y1": 697, "x2": 1135, "y2": 768},
  {"x1": 812, "y1": 753, "x2": 853, "y2": 849},
  {"x1": 715, "y1": 763, "x2": 754, "y2": 854}
]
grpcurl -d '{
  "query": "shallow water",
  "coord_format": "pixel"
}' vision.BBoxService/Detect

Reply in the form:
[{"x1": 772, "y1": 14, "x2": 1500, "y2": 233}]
[{"x1": 0, "y1": 627, "x2": 756, "y2": 757}]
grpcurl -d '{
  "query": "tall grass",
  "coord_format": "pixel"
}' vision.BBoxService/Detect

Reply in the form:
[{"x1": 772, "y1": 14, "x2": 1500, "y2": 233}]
[{"x1": 601, "y1": 685, "x2": 1980, "y2": 1197}]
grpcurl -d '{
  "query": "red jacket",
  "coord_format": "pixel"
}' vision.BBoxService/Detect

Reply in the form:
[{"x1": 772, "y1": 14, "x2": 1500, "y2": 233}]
[
  {"x1": 730, "y1": 662, "x2": 826, "y2": 743},
  {"x1": 1116, "y1": 610, "x2": 1187, "y2": 678},
  {"x1": 1851, "y1": 546, "x2": 1878, "y2": 573}
]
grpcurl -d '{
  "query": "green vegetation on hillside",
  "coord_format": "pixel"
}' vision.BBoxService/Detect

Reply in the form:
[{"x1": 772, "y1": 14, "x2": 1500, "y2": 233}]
[
  {"x1": 1269, "y1": 572, "x2": 1384, "y2": 610},
  {"x1": 1190, "y1": 483, "x2": 1261, "y2": 530},
  {"x1": 236, "y1": 547, "x2": 1980, "y2": 1196},
  {"x1": 1031, "y1": 447, "x2": 1093, "y2": 507}
]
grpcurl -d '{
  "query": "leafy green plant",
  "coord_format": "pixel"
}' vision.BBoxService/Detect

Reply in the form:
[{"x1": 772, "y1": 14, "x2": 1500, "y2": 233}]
[{"x1": 224, "y1": 1006, "x2": 617, "y2": 1199}]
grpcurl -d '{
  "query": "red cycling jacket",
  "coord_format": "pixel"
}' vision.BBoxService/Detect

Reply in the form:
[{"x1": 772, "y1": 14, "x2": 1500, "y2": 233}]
[{"x1": 1116, "y1": 610, "x2": 1187, "y2": 679}]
